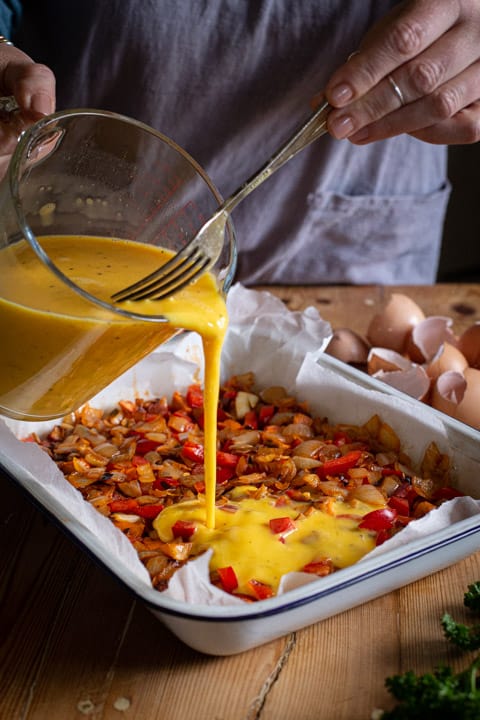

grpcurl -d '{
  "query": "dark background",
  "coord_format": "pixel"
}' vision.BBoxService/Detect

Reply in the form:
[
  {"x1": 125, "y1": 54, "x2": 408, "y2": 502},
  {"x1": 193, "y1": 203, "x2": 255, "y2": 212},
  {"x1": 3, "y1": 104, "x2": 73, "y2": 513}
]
[{"x1": 438, "y1": 144, "x2": 480, "y2": 282}]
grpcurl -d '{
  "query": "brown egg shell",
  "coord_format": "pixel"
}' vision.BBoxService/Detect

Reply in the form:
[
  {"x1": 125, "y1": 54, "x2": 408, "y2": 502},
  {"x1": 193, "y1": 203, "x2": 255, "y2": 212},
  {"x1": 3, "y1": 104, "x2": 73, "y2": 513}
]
[
  {"x1": 406, "y1": 316, "x2": 457, "y2": 364},
  {"x1": 457, "y1": 322, "x2": 480, "y2": 369},
  {"x1": 324, "y1": 328, "x2": 370, "y2": 365},
  {"x1": 367, "y1": 347, "x2": 412, "y2": 375},
  {"x1": 426, "y1": 342, "x2": 468, "y2": 380},
  {"x1": 430, "y1": 370, "x2": 467, "y2": 417},
  {"x1": 366, "y1": 293, "x2": 425, "y2": 354},
  {"x1": 372, "y1": 365, "x2": 431, "y2": 402},
  {"x1": 454, "y1": 367, "x2": 480, "y2": 430}
]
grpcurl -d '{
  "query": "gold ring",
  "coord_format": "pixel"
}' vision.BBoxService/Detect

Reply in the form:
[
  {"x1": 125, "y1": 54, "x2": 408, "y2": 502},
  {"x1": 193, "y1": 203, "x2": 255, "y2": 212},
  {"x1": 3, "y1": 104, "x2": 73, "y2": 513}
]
[
  {"x1": 387, "y1": 74, "x2": 406, "y2": 107},
  {"x1": 0, "y1": 35, "x2": 13, "y2": 46}
]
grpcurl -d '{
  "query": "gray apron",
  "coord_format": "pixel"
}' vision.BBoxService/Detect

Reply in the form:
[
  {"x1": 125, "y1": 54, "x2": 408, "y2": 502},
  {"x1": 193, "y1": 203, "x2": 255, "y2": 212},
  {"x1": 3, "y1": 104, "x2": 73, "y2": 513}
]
[{"x1": 13, "y1": 0, "x2": 449, "y2": 284}]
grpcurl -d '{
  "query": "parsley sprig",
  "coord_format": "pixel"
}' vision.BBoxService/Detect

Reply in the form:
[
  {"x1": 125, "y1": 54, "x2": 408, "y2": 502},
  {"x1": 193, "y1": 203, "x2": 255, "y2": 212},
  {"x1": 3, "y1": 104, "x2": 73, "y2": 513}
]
[{"x1": 379, "y1": 582, "x2": 480, "y2": 719}]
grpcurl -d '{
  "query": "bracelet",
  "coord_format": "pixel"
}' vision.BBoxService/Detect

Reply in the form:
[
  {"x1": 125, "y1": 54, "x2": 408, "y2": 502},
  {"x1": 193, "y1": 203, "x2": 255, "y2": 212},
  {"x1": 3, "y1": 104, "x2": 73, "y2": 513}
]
[{"x1": 0, "y1": 35, "x2": 13, "y2": 46}]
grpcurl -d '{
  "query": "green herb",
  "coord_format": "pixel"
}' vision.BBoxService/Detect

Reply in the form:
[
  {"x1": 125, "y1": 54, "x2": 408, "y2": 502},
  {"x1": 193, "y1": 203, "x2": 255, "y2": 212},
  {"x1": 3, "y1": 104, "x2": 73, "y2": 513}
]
[
  {"x1": 380, "y1": 658, "x2": 480, "y2": 719},
  {"x1": 441, "y1": 613, "x2": 480, "y2": 652},
  {"x1": 464, "y1": 582, "x2": 480, "y2": 613},
  {"x1": 441, "y1": 581, "x2": 480, "y2": 651},
  {"x1": 378, "y1": 581, "x2": 480, "y2": 718}
]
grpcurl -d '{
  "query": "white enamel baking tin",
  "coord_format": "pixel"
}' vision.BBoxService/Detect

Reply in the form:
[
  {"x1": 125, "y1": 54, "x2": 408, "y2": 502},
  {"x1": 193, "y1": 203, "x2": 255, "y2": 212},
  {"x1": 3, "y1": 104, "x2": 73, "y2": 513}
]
[{"x1": 1, "y1": 347, "x2": 480, "y2": 656}]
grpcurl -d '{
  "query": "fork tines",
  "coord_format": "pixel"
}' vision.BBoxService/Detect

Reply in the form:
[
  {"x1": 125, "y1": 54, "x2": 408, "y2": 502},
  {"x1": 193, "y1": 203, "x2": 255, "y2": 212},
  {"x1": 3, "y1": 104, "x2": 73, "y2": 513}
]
[{"x1": 111, "y1": 245, "x2": 210, "y2": 302}]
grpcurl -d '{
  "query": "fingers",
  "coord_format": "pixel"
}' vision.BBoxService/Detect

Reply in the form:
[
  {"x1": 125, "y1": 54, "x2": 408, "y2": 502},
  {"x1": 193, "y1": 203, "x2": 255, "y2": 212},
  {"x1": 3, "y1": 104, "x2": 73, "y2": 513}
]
[
  {"x1": 323, "y1": 0, "x2": 480, "y2": 145},
  {"x1": 329, "y1": 20, "x2": 480, "y2": 140},
  {"x1": 325, "y1": 0, "x2": 460, "y2": 108},
  {"x1": 410, "y1": 101, "x2": 480, "y2": 144},
  {"x1": 1, "y1": 47, "x2": 56, "y2": 115},
  {"x1": 0, "y1": 44, "x2": 56, "y2": 172},
  {"x1": 350, "y1": 59, "x2": 480, "y2": 145}
]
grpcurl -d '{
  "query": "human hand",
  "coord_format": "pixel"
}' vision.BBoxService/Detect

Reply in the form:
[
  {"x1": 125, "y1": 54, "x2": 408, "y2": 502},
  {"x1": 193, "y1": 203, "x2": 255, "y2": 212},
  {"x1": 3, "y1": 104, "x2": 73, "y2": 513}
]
[
  {"x1": 323, "y1": 0, "x2": 480, "y2": 145},
  {"x1": 0, "y1": 39, "x2": 55, "y2": 176}
]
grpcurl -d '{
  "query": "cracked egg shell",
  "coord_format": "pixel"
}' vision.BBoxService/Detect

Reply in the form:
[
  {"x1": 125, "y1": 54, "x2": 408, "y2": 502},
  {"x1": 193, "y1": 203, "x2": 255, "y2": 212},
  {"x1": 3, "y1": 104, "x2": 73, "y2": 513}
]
[
  {"x1": 324, "y1": 328, "x2": 370, "y2": 364},
  {"x1": 367, "y1": 347, "x2": 412, "y2": 375},
  {"x1": 457, "y1": 322, "x2": 480, "y2": 369},
  {"x1": 372, "y1": 365, "x2": 431, "y2": 402},
  {"x1": 406, "y1": 316, "x2": 457, "y2": 364},
  {"x1": 426, "y1": 342, "x2": 468, "y2": 381},
  {"x1": 454, "y1": 367, "x2": 480, "y2": 430},
  {"x1": 431, "y1": 371, "x2": 467, "y2": 417},
  {"x1": 366, "y1": 293, "x2": 425, "y2": 353}
]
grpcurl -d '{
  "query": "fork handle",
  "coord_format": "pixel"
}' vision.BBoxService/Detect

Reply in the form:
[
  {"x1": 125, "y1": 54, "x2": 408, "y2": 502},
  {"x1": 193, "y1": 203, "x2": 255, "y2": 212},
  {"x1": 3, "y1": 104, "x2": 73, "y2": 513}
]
[{"x1": 222, "y1": 99, "x2": 331, "y2": 215}]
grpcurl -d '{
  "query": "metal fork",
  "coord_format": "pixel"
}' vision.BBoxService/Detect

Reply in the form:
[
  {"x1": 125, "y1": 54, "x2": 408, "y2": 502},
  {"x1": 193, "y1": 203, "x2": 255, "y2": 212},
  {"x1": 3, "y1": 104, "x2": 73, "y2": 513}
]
[{"x1": 112, "y1": 99, "x2": 331, "y2": 303}]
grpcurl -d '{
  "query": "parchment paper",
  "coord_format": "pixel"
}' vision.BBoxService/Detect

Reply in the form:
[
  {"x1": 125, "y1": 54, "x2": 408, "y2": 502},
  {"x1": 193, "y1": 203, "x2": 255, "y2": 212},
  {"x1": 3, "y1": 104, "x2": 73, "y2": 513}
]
[{"x1": 1, "y1": 284, "x2": 479, "y2": 606}]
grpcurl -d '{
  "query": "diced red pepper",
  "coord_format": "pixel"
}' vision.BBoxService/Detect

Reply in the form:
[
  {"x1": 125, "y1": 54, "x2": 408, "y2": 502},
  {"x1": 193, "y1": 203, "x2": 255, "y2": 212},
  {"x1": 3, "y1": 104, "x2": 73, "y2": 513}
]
[
  {"x1": 135, "y1": 504, "x2": 164, "y2": 519},
  {"x1": 109, "y1": 499, "x2": 163, "y2": 519},
  {"x1": 182, "y1": 442, "x2": 239, "y2": 471},
  {"x1": 247, "y1": 579, "x2": 274, "y2": 600},
  {"x1": 388, "y1": 495, "x2": 410, "y2": 516},
  {"x1": 135, "y1": 438, "x2": 160, "y2": 455},
  {"x1": 317, "y1": 450, "x2": 363, "y2": 479},
  {"x1": 217, "y1": 566, "x2": 239, "y2": 593},
  {"x1": 269, "y1": 516, "x2": 296, "y2": 536},
  {"x1": 181, "y1": 441, "x2": 205, "y2": 463},
  {"x1": 144, "y1": 412, "x2": 161, "y2": 422},
  {"x1": 243, "y1": 410, "x2": 258, "y2": 429},
  {"x1": 221, "y1": 389, "x2": 237, "y2": 404},
  {"x1": 131, "y1": 454, "x2": 150, "y2": 467},
  {"x1": 358, "y1": 507, "x2": 397, "y2": 531},
  {"x1": 109, "y1": 499, "x2": 139, "y2": 513},
  {"x1": 258, "y1": 405, "x2": 275, "y2": 425},
  {"x1": 186, "y1": 384, "x2": 204, "y2": 409},
  {"x1": 381, "y1": 467, "x2": 405, "y2": 478},
  {"x1": 302, "y1": 559, "x2": 334, "y2": 576},
  {"x1": 393, "y1": 483, "x2": 419, "y2": 505},
  {"x1": 432, "y1": 486, "x2": 465, "y2": 501},
  {"x1": 152, "y1": 477, "x2": 180, "y2": 489},
  {"x1": 216, "y1": 466, "x2": 235, "y2": 484},
  {"x1": 171, "y1": 519, "x2": 197, "y2": 540},
  {"x1": 216, "y1": 450, "x2": 239, "y2": 468},
  {"x1": 333, "y1": 431, "x2": 352, "y2": 446},
  {"x1": 194, "y1": 480, "x2": 205, "y2": 493},
  {"x1": 375, "y1": 529, "x2": 391, "y2": 546}
]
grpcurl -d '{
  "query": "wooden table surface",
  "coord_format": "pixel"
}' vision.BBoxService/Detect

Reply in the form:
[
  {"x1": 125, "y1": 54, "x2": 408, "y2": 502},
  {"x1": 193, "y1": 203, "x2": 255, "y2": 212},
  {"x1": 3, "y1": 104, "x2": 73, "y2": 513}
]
[{"x1": 1, "y1": 283, "x2": 480, "y2": 720}]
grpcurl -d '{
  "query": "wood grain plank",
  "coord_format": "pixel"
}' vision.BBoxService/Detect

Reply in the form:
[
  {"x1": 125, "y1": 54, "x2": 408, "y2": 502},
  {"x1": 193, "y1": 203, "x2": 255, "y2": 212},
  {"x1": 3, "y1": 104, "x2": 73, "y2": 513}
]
[
  {"x1": 101, "y1": 623, "x2": 290, "y2": 719},
  {"x1": 260, "y1": 593, "x2": 399, "y2": 720},
  {"x1": 261, "y1": 283, "x2": 480, "y2": 337}
]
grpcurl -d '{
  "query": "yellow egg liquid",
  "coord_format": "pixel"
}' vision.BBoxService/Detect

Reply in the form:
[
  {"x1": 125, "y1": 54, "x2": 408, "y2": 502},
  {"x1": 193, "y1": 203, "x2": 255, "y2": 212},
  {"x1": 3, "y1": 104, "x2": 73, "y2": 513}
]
[
  {"x1": 0, "y1": 234, "x2": 227, "y2": 527},
  {"x1": 154, "y1": 491, "x2": 379, "y2": 595}
]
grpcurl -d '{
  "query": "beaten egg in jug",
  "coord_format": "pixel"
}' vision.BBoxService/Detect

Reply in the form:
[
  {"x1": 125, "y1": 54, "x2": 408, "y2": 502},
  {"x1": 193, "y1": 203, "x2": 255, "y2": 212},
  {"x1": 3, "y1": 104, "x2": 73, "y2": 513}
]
[{"x1": 0, "y1": 234, "x2": 227, "y2": 527}]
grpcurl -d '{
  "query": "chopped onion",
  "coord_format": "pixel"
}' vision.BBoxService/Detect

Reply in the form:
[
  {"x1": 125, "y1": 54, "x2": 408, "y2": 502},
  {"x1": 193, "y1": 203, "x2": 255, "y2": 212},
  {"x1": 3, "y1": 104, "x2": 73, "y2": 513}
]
[
  {"x1": 349, "y1": 484, "x2": 386, "y2": 505},
  {"x1": 293, "y1": 439, "x2": 324, "y2": 457},
  {"x1": 293, "y1": 456, "x2": 322, "y2": 470}
]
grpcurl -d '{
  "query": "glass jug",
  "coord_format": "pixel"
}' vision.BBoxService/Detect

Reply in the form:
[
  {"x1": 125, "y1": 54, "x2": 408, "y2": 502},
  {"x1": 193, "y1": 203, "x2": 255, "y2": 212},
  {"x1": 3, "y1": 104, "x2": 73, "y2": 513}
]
[{"x1": 0, "y1": 109, "x2": 236, "y2": 420}]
